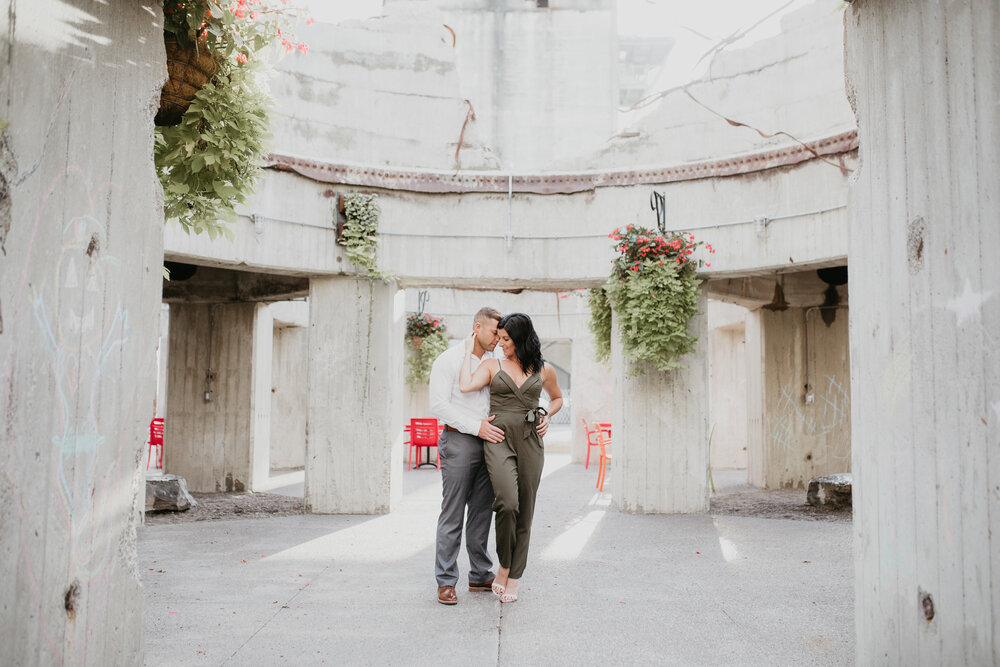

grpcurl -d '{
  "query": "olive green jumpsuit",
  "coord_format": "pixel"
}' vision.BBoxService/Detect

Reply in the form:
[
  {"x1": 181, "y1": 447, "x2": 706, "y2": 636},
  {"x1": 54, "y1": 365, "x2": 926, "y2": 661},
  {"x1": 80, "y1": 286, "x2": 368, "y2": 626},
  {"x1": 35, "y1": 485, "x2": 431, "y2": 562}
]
[{"x1": 485, "y1": 366, "x2": 545, "y2": 579}]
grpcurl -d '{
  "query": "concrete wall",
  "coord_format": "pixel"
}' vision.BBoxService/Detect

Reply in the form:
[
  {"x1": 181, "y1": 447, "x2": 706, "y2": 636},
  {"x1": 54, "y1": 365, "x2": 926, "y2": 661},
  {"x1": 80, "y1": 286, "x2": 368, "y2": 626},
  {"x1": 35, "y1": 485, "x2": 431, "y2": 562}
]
[
  {"x1": 269, "y1": 3, "x2": 497, "y2": 170},
  {"x1": 166, "y1": 303, "x2": 271, "y2": 493},
  {"x1": 435, "y1": 0, "x2": 617, "y2": 170},
  {"x1": 846, "y1": 2, "x2": 1000, "y2": 663},
  {"x1": 758, "y1": 306, "x2": 851, "y2": 489},
  {"x1": 589, "y1": 0, "x2": 854, "y2": 169},
  {"x1": 708, "y1": 302, "x2": 748, "y2": 470},
  {"x1": 270, "y1": 323, "x2": 308, "y2": 470},
  {"x1": 0, "y1": 2, "x2": 165, "y2": 664},
  {"x1": 612, "y1": 288, "x2": 710, "y2": 513},
  {"x1": 307, "y1": 277, "x2": 405, "y2": 513}
]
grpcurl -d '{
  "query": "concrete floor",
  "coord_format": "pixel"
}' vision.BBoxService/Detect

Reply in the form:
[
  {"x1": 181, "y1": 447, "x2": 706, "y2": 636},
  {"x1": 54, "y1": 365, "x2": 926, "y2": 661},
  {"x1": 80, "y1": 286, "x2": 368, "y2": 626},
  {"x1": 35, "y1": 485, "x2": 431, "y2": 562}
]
[{"x1": 139, "y1": 449, "x2": 855, "y2": 666}]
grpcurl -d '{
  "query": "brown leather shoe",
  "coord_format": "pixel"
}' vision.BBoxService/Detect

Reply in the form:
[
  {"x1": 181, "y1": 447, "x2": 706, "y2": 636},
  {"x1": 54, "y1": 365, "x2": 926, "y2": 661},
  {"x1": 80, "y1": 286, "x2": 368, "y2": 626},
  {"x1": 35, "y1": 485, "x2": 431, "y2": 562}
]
[
  {"x1": 468, "y1": 577, "x2": 495, "y2": 592},
  {"x1": 437, "y1": 585, "x2": 458, "y2": 605}
]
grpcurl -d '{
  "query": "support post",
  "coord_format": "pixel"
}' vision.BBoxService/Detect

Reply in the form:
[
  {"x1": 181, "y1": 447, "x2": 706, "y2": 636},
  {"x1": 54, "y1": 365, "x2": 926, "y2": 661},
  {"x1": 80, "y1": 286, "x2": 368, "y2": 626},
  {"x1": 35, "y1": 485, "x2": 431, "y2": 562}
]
[
  {"x1": 307, "y1": 276, "x2": 404, "y2": 514},
  {"x1": 611, "y1": 287, "x2": 709, "y2": 513}
]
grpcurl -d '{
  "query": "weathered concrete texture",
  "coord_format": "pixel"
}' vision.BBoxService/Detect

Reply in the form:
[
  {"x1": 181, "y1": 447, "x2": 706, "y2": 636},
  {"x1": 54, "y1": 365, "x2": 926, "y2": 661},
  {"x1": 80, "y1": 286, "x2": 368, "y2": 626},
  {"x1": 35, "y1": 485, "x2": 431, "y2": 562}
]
[
  {"x1": 439, "y1": 0, "x2": 616, "y2": 170},
  {"x1": 194, "y1": 154, "x2": 854, "y2": 290},
  {"x1": 145, "y1": 475, "x2": 198, "y2": 513},
  {"x1": 584, "y1": 1, "x2": 855, "y2": 169},
  {"x1": 753, "y1": 303, "x2": 851, "y2": 490},
  {"x1": 270, "y1": 321, "x2": 307, "y2": 470},
  {"x1": 307, "y1": 277, "x2": 404, "y2": 513},
  {"x1": 806, "y1": 473, "x2": 851, "y2": 508},
  {"x1": 269, "y1": 4, "x2": 498, "y2": 170},
  {"x1": 708, "y1": 302, "x2": 748, "y2": 470},
  {"x1": 612, "y1": 288, "x2": 710, "y2": 513},
  {"x1": 846, "y1": 1, "x2": 1000, "y2": 663},
  {"x1": 166, "y1": 303, "x2": 271, "y2": 493},
  {"x1": 0, "y1": 2, "x2": 165, "y2": 664}
]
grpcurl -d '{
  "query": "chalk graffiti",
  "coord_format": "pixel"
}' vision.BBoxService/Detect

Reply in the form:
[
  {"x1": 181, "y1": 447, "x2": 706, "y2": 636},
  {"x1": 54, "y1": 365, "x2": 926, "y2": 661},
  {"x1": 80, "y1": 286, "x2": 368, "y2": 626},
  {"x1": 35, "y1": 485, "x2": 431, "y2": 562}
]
[
  {"x1": 11, "y1": 166, "x2": 132, "y2": 661},
  {"x1": 770, "y1": 375, "x2": 850, "y2": 468}
]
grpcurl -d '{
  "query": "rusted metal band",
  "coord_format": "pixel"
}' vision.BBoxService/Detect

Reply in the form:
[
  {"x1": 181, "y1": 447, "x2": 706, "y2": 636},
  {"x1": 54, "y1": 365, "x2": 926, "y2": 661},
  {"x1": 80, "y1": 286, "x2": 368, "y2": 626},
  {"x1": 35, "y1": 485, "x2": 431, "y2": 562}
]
[{"x1": 264, "y1": 129, "x2": 857, "y2": 194}]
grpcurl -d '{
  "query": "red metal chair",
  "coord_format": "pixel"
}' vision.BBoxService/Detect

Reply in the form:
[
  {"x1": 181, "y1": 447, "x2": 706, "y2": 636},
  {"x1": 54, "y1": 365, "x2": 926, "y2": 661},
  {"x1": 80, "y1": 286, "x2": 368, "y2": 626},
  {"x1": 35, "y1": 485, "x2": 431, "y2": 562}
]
[
  {"x1": 406, "y1": 418, "x2": 441, "y2": 470},
  {"x1": 595, "y1": 429, "x2": 612, "y2": 492},
  {"x1": 146, "y1": 417, "x2": 164, "y2": 470},
  {"x1": 582, "y1": 419, "x2": 612, "y2": 469}
]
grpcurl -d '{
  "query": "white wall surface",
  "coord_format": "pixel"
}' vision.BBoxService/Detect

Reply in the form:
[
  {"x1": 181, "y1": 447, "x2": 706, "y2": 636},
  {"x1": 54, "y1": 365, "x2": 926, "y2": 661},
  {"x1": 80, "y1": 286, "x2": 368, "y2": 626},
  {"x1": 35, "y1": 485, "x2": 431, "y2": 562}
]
[
  {"x1": 270, "y1": 324, "x2": 308, "y2": 470},
  {"x1": 0, "y1": 3, "x2": 164, "y2": 663},
  {"x1": 846, "y1": 2, "x2": 1000, "y2": 663}
]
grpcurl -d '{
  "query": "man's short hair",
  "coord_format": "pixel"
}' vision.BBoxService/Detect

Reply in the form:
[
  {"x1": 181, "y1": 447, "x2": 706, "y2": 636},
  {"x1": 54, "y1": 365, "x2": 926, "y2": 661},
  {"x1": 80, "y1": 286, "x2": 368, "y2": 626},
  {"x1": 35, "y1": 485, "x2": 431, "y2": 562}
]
[{"x1": 474, "y1": 307, "x2": 502, "y2": 324}]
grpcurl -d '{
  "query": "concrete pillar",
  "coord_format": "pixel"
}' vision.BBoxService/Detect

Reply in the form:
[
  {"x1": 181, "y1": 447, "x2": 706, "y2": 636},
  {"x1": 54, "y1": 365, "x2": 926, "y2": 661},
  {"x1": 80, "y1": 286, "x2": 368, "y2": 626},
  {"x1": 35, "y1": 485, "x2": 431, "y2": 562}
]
[
  {"x1": 307, "y1": 277, "x2": 404, "y2": 514},
  {"x1": 251, "y1": 305, "x2": 273, "y2": 489},
  {"x1": 0, "y1": 3, "x2": 163, "y2": 663},
  {"x1": 611, "y1": 288, "x2": 709, "y2": 513},
  {"x1": 846, "y1": 3, "x2": 1000, "y2": 662},
  {"x1": 760, "y1": 307, "x2": 851, "y2": 489},
  {"x1": 166, "y1": 303, "x2": 271, "y2": 493},
  {"x1": 745, "y1": 310, "x2": 765, "y2": 488},
  {"x1": 570, "y1": 334, "x2": 613, "y2": 466},
  {"x1": 270, "y1": 324, "x2": 308, "y2": 470},
  {"x1": 708, "y1": 303, "x2": 748, "y2": 470}
]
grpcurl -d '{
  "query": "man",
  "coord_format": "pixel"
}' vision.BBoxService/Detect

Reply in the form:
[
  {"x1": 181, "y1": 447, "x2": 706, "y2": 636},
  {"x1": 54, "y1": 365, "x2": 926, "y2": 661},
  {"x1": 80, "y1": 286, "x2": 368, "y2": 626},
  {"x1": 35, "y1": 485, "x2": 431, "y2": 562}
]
[{"x1": 429, "y1": 307, "x2": 505, "y2": 605}]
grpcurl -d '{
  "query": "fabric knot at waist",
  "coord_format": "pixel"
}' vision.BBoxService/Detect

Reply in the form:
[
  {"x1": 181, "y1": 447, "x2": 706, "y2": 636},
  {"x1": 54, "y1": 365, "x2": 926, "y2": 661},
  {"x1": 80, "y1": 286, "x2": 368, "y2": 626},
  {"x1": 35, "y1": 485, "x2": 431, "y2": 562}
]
[{"x1": 493, "y1": 407, "x2": 547, "y2": 423}]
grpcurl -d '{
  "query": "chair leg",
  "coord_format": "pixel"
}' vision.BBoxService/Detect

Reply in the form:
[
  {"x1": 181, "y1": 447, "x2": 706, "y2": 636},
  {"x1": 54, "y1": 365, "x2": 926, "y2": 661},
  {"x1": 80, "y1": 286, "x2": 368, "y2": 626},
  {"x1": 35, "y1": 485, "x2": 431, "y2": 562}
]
[{"x1": 585, "y1": 443, "x2": 591, "y2": 469}]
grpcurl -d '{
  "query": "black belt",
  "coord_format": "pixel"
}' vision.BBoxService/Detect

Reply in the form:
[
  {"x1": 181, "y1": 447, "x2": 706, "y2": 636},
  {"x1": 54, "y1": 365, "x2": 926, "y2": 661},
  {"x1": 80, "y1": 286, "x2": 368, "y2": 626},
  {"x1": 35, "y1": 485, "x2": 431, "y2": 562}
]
[{"x1": 444, "y1": 425, "x2": 459, "y2": 432}]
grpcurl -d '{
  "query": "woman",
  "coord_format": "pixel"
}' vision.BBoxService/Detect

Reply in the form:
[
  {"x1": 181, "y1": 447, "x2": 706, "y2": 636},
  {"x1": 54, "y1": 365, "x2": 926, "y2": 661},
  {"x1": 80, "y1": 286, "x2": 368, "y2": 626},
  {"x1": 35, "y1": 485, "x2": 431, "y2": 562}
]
[{"x1": 459, "y1": 312, "x2": 563, "y2": 603}]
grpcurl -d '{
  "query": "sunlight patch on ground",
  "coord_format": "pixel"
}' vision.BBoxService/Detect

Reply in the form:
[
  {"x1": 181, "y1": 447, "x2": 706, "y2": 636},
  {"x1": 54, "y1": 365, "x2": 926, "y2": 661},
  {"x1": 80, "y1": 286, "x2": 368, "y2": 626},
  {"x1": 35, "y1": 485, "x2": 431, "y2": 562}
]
[
  {"x1": 538, "y1": 509, "x2": 607, "y2": 561},
  {"x1": 266, "y1": 512, "x2": 435, "y2": 563},
  {"x1": 713, "y1": 517, "x2": 744, "y2": 563}
]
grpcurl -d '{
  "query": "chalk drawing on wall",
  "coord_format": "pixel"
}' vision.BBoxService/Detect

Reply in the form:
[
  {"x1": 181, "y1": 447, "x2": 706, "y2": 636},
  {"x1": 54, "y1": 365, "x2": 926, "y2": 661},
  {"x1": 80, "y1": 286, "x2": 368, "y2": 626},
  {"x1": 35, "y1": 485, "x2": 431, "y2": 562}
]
[
  {"x1": 770, "y1": 375, "x2": 850, "y2": 468},
  {"x1": 13, "y1": 167, "x2": 132, "y2": 658}
]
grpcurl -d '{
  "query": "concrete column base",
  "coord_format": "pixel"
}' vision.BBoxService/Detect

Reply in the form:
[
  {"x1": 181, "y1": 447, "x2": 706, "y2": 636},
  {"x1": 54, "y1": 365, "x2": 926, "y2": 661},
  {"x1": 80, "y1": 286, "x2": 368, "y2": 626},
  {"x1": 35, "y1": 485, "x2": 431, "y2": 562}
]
[
  {"x1": 307, "y1": 276, "x2": 404, "y2": 514},
  {"x1": 612, "y1": 287, "x2": 709, "y2": 513}
]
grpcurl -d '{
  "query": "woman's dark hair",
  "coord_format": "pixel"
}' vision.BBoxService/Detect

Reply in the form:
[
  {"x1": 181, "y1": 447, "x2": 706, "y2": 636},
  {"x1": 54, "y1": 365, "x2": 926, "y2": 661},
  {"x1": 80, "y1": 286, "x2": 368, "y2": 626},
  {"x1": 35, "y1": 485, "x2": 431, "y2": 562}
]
[{"x1": 498, "y1": 312, "x2": 544, "y2": 375}]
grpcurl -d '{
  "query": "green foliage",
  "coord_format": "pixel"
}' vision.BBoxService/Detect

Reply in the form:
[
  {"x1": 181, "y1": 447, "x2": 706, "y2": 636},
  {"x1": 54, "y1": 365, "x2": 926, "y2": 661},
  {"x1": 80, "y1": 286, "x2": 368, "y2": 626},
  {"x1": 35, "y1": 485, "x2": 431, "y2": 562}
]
[
  {"x1": 605, "y1": 260, "x2": 701, "y2": 374},
  {"x1": 588, "y1": 287, "x2": 612, "y2": 364},
  {"x1": 590, "y1": 224, "x2": 714, "y2": 375},
  {"x1": 155, "y1": 60, "x2": 272, "y2": 239},
  {"x1": 339, "y1": 193, "x2": 394, "y2": 281},
  {"x1": 406, "y1": 330, "x2": 449, "y2": 392}
]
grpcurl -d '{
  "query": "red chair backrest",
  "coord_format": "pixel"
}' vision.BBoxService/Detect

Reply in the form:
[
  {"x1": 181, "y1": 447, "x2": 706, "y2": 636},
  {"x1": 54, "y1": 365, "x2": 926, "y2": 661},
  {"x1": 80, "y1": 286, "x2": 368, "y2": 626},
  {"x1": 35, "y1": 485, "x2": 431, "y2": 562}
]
[
  {"x1": 410, "y1": 418, "x2": 439, "y2": 446},
  {"x1": 150, "y1": 418, "x2": 164, "y2": 445}
]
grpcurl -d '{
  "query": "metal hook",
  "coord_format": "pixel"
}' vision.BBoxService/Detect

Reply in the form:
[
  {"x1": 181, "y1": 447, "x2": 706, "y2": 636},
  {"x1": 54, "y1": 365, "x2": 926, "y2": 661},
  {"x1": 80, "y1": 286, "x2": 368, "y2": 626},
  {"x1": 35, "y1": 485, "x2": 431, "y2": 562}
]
[
  {"x1": 650, "y1": 191, "x2": 666, "y2": 233},
  {"x1": 417, "y1": 289, "x2": 429, "y2": 315}
]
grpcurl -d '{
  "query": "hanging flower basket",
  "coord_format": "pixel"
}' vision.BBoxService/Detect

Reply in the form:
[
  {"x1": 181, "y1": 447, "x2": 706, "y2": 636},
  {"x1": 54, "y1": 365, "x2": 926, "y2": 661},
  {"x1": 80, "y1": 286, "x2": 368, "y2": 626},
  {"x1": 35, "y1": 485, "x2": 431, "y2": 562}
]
[
  {"x1": 411, "y1": 336, "x2": 424, "y2": 351},
  {"x1": 155, "y1": 34, "x2": 220, "y2": 127}
]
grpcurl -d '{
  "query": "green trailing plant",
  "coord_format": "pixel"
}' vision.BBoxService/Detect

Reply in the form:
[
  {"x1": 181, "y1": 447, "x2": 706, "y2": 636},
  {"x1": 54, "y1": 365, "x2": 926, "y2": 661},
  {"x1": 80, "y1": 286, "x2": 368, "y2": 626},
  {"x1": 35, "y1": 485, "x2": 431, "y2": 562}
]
[
  {"x1": 405, "y1": 313, "x2": 447, "y2": 391},
  {"x1": 588, "y1": 286, "x2": 612, "y2": 364},
  {"x1": 339, "y1": 193, "x2": 394, "y2": 280},
  {"x1": 155, "y1": 60, "x2": 272, "y2": 239},
  {"x1": 156, "y1": 1, "x2": 309, "y2": 239},
  {"x1": 590, "y1": 224, "x2": 716, "y2": 375},
  {"x1": 406, "y1": 329, "x2": 449, "y2": 392}
]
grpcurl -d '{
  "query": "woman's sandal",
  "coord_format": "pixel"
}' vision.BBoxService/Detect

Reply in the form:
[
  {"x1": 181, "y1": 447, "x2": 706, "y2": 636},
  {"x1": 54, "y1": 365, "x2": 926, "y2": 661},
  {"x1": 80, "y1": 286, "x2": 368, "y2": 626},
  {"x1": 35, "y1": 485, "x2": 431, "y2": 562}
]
[
  {"x1": 491, "y1": 581, "x2": 505, "y2": 596},
  {"x1": 499, "y1": 591, "x2": 518, "y2": 603}
]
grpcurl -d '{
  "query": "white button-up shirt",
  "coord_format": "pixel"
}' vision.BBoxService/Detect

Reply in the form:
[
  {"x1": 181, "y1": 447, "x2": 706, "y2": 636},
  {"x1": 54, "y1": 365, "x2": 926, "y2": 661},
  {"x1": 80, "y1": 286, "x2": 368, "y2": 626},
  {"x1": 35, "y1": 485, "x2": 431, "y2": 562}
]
[{"x1": 429, "y1": 343, "x2": 492, "y2": 436}]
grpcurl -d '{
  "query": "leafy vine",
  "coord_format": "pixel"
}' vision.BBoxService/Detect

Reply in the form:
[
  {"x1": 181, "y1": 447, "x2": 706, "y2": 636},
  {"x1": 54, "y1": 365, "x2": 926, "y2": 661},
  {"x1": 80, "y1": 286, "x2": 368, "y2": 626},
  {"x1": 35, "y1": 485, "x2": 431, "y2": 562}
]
[
  {"x1": 590, "y1": 225, "x2": 716, "y2": 375},
  {"x1": 339, "y1": 193, "x2": 394, "y2": 281}
]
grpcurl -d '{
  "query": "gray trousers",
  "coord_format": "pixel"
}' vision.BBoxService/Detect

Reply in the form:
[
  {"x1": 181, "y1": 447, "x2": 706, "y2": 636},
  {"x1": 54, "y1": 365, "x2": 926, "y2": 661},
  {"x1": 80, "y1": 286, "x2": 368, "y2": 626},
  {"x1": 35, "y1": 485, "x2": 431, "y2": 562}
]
[{"x1": 435, "y1": 430, "x2": 495, "y2": 587}]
